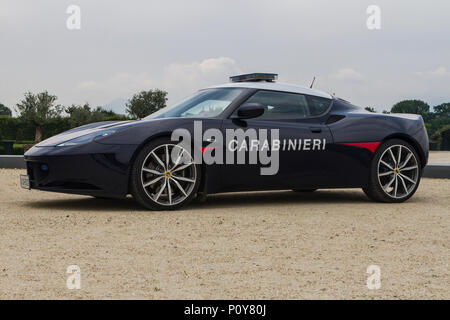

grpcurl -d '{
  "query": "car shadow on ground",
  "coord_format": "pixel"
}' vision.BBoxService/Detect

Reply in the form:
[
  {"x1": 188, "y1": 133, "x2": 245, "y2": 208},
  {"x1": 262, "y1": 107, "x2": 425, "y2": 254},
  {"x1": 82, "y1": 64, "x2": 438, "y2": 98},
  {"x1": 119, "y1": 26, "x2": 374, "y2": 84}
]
[
  {"x1": 21, "y1": 190, "x2": 370, "y2": 212},
  {"x1": 22, "y1": 196, "x2": 142, "y2": 212},
  {"x1": 187, "y1": 190, "x2": 369, "y2": 211}
]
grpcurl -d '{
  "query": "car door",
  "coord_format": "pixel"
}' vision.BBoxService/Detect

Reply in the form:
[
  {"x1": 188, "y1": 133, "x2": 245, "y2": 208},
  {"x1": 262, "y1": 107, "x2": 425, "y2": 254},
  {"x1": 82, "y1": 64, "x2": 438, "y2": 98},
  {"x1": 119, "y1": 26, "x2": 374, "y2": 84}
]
[{"x1": 218, "y1": 90, "x2": 334, "y2": 192}]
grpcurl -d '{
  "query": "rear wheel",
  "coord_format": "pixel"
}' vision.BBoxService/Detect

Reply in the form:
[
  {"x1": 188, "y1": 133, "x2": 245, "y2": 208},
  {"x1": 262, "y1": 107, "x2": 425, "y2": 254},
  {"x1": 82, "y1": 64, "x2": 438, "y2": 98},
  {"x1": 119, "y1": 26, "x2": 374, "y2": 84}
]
[
  {"x1": 130, "y1": 138, "x2": 201, "y2": 210},
  {"x1": 363, "y1": 139, "x2": 421, "y2": 203}
]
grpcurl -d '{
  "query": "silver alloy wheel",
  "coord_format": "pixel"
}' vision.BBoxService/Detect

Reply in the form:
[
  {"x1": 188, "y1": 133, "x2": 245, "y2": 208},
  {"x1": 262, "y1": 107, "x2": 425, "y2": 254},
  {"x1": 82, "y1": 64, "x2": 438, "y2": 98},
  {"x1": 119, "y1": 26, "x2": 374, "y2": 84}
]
[
  {"x1": 141, "y1": 144, "x2": 196, "y2": 206},
  {"x1": 377, "y1": 144, "x2": 419, "y2": 199}
]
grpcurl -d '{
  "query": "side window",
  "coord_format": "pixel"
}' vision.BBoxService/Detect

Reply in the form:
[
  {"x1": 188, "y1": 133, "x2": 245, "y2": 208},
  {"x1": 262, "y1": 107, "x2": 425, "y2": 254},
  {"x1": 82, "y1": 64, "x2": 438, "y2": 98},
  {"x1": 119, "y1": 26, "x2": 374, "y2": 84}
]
[
  {"x1": 244, "y1": 90, "x2": 310, "y2": 119},
  {"x1": 308, "y1": 96, "x2": 332, "y2": 116}
]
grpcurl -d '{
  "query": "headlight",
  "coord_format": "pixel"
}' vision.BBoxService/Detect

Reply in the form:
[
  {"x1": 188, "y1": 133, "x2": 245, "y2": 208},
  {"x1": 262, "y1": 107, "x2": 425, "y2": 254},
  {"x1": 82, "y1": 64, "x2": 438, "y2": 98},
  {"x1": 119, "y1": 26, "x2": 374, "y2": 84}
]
[{"x1": 57, "y1": 130, "x2": 116, "y2": 146}]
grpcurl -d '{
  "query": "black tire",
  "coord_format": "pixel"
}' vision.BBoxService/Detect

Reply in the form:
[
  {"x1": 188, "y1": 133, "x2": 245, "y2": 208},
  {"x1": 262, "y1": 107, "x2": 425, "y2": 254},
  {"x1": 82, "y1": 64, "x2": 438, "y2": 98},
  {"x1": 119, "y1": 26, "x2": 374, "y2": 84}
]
[
  {"x1": 292, "y1": 189, "x2": 317, "y2": 192},
  {"x1": 130, "y1": 137, "x2": 201, "y2": 210},
  {"x1": 363, "y1": 139, "x2": 422, "y2": 203}
]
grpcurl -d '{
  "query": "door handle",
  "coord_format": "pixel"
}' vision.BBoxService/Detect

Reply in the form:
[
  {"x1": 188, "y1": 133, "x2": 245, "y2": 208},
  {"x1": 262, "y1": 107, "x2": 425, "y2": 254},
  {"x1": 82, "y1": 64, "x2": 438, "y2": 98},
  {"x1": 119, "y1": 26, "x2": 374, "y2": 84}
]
[{"x1": 309, "y1": 127, "x2": 322, "y2": 133}]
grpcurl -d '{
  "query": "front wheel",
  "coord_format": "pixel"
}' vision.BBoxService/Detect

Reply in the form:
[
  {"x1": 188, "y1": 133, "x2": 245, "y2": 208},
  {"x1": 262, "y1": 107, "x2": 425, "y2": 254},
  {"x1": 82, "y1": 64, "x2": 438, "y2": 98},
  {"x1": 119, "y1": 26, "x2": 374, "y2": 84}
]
[
  {"x1": 130, "y1": 138, "x2": 201, "y2": 210},
  {"x1": 363, "y1": 139, "x2": 421, "y2": 203}
]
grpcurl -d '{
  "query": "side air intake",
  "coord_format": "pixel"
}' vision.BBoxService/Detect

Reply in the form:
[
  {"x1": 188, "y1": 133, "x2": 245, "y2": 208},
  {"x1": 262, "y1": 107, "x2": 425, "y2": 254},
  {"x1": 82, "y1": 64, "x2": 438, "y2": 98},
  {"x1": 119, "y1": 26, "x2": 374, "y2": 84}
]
[{"x1": 326, "y1": 115, "x2": 345, "y2": 124}]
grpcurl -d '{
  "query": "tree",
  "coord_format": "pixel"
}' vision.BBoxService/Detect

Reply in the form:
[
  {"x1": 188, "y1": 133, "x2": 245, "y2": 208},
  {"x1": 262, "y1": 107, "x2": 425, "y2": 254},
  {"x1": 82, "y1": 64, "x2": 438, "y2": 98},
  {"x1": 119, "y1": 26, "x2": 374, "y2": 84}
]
[
  {"x1": 365, "y1": 107, "x2": 376, "y2": 113},
  {"x1": 66, "y1": 103, "x2": 105, "y2": 127},
  {"x1": 0, "y1": 103, "x2": 12, "y2": 116},
  {"x1": 426, "y1": 102, "x2": 450, "y2": 137},
  {"x1": 433, "y1": 103, "x2": 450, "y2": 118},
  {"x1": 126, "y1": 89, "x2": 168, "y2": 119},
  {"x1": 391, "y1": 100, "x2": 431, "y2": 120},
  {"x1": 66, "y1": 103, "x2": 92, "y2": 127},
  {"x1": 16, "y1": 91, "x2": 63, "y2": 142},
  {"x1": 95, "y1": 107, "x2": 117, "y2": 117}
]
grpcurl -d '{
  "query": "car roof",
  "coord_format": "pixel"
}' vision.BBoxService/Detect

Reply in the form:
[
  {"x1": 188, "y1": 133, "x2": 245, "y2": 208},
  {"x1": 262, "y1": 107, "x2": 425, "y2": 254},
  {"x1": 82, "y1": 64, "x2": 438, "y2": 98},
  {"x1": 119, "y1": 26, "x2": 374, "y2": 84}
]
[{"x1": 204, "y1": 81, "x2": 333, "y2": 99}]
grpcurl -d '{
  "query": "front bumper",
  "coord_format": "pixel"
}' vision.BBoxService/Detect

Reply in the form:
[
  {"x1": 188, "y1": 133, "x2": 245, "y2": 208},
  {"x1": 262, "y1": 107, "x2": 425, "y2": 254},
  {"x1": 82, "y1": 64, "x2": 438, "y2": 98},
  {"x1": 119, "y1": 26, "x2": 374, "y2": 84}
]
[{"x1": 24, "y1": 142, "x2": 138, "y2": 197}]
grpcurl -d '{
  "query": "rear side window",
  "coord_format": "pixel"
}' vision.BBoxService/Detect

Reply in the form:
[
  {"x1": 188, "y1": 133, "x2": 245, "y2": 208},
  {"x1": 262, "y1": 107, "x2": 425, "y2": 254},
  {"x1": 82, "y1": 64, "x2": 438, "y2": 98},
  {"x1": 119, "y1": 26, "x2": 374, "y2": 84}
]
[
  {"x1": 244, "y1": 90, "x2": 310, "y2": 119},
  {"x1": 308, "y1": 96, "x2": 332, "y2": 116}
]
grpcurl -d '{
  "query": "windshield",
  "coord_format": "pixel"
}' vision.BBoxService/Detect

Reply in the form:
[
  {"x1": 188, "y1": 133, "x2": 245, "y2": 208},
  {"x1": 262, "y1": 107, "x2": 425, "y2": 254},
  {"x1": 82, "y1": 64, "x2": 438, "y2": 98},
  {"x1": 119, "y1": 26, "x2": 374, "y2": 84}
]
[{"x1": 144, "y1": 88, "x2": 244, "y2": 119}]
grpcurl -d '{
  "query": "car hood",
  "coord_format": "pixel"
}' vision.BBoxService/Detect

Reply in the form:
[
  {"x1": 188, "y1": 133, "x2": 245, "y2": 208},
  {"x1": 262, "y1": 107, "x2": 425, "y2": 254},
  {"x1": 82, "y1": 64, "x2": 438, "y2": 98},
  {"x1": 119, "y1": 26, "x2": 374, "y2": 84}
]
[{"x1": 35, "y1": 120, "x2": 136, "y2": 147}]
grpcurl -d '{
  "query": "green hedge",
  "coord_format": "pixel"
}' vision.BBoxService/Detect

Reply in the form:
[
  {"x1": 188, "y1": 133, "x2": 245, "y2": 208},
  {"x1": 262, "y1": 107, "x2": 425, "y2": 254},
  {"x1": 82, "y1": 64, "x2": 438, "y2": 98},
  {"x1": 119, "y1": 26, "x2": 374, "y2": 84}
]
[
  {"x1": 432, "y1": 124, "x2": 450, "y2": 151},
  {"x1": 0, "y1": 116, "x2": 128, "y2": 142},
  {"x1": 13, "y1": 144, "x2": 24, "y2": 155},
  {"x1": 15, "y1": 140, "x2": 34, "y2": 145},
  {"x1": 0, "y1": 144, "x2": 25, "y2": 155},
  {"x1": 0, "y1": 116, "x2": 21, "y2": 141},
  {"x1": 0, "y1": 115, "x2": 131, "y2": 154},
  {"x1": 41, "y1": 118, "x2": 72, "y2": 140},
  {"x1": 0, "y1": 116, "x2": 38, "y2": 141}
]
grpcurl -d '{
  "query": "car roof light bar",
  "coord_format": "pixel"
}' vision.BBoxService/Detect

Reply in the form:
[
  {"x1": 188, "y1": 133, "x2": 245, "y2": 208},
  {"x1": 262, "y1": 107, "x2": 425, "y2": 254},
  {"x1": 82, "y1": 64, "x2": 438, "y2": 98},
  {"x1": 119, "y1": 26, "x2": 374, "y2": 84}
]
[{"x1": 230, "y1": 73, "x2": 278, "y2": 83}]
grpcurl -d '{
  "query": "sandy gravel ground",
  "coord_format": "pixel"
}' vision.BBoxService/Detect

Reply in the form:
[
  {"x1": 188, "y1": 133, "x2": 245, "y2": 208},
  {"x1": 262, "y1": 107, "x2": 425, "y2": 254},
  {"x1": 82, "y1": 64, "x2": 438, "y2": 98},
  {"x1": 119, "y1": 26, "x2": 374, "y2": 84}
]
[
  {"x1": 429, "y1": 151, "x2": 450, "y2": 163},
  {"x1": 0, "y1": 169, "x2": 448, "y2": 299}
]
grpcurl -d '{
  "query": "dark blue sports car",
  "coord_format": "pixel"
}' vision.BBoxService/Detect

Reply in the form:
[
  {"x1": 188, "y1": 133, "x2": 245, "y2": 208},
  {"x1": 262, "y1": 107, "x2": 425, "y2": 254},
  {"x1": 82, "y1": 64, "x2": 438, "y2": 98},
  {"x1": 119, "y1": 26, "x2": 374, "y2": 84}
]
[{"x1": 21, "y1": 73, "x2": 429, "y2": 210}]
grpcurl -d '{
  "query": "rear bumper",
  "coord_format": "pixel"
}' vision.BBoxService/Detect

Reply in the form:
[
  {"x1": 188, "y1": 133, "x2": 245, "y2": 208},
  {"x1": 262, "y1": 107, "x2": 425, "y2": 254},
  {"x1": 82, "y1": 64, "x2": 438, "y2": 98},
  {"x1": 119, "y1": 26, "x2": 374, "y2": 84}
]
[{"x1": 24, "y1": 143, "x2": 138, "y2": 197}]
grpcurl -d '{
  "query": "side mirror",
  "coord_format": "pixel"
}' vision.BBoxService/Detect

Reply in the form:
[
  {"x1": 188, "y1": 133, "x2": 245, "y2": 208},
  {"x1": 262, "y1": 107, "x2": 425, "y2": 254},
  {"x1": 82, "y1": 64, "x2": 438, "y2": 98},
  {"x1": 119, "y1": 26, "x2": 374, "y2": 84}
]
[{"x1": 234, "y1": 103, "x2": 265, "y2": 119}]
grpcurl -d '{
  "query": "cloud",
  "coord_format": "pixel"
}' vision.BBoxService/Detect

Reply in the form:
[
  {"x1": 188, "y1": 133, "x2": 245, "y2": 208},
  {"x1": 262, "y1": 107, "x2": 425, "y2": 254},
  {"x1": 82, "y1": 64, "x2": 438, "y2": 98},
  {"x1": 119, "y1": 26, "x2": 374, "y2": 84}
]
[
  {"x1": 162, "y1": 57, "x2": 242, "y2": 100},
  {"x1": 77, "y1": 56, "x2": 240, "y2": 101},
  {"x1": 414, "y1": 66, "x2": 450, "y2": 77},
  {"x1": 77, "y1": 81, "x2": 97, "y2": 89},
  {"x1": 74, "y1": 57, "x2": 242, "y2": 112},
  {"x1": 329, "y1": 68, "x2": 364, "y2": 81}
]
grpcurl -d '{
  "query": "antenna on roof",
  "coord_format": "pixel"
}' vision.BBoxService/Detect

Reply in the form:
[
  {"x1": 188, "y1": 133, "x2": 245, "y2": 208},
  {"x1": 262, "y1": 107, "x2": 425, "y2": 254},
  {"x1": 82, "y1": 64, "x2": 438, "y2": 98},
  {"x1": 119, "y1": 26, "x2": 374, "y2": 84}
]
[{"x1": 309, "y1": 76, "x2": 316, "y2": 89}]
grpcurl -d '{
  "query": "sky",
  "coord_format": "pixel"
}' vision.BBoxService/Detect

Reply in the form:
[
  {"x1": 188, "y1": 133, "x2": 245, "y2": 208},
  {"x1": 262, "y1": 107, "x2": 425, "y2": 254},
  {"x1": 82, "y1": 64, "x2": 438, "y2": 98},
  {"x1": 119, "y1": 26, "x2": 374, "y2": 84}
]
[{"x1": 1, "y1": 0, "x2": 449, "y2": 114}]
